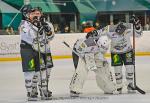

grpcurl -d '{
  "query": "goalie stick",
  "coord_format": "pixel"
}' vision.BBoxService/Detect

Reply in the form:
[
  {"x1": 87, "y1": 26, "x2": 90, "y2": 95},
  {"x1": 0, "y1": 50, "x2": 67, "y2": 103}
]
[
  {"x1": 131, "y1": 15, "x2": 145, "y2": 94},
  {"x1": 62, "y1": 41, "x2": 83, "y2": 58}
]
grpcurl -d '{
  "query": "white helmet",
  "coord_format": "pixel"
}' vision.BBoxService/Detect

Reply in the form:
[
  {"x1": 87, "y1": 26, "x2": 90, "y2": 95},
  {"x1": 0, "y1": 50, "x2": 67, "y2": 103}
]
[{"x1": 97, "y1": 36, "x2": 110, "y2": 53}]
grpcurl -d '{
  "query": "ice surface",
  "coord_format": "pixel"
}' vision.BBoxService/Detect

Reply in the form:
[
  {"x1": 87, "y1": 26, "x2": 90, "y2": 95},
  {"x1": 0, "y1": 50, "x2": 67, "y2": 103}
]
[{"x1": 0, "y1": 56, "x2": 150, "y2": 103}]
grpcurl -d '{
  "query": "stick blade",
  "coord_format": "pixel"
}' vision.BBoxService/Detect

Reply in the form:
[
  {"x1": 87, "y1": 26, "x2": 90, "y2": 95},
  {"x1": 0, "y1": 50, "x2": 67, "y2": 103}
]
[
  {"x1": 128, "y1": 85, "x2": 146, "y2": 94},
  {"x1": 135, "y1": 86, "x2": 146, "y2": 94},
  {"x1": 62, "y1": 41, "x2": 70, "y2": 48}
]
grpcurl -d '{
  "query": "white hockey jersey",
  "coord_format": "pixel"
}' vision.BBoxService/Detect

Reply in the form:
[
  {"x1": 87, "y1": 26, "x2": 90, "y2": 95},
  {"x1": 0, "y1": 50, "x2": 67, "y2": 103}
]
[
  {"x1": 19, "y1": 20, "x2": 38, "y2": 45},
  {"x1": 74, "y1": 37, "x2": 108, "y2": 68},
  {"x1": 19, "y1": 20, "x2": 55, "y2": 53},
  {"x1": 74, "y1": 38, "x2": 99, "y2": 54},
  {"x1": 100, "y1": 23, "x2": 142, "y2": 53}
]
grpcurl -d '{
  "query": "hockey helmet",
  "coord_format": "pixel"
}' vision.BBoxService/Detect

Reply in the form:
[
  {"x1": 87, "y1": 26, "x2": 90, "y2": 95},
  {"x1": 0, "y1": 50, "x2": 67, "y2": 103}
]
[
  {"x1": 115, "y1": 22, "x2": 126, "y2": 34},
  {"x1": 21, "y1": 4, "x2": 33, "y2": 18},
  {"x1": 97, "y1": 36, "x2": 110, "y2": 53},
  {"x1": 86, "y1": 30, "x2": 99, "y2": 39},
  {"x1": 31, "y1": 7, "x2": 42, "y2": 12},
  {"x1": 21, "y1": 5, "x2": 42, "y2": 19}
]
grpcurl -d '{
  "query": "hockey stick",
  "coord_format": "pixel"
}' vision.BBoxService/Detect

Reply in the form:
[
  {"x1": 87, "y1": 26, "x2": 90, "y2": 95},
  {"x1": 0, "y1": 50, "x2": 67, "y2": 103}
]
[
  {"x1": 37, "y1": 27, "x2": 51, "y2": 99},
  {"x1": 36, "y1": 28, "x2": 43, "y2": 96},
  {"x1": 131, "y1": 16, "x2": 145, "y2": 94},
  {"x1": 62, "y1": 41, "x2": 83, "y2": 58},
  {"x1": 43, "y1": 29, "x2": 51, "y2": 99}
]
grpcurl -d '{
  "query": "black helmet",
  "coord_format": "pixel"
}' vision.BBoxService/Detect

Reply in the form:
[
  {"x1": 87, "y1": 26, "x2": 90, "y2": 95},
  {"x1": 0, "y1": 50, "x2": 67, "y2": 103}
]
[
  {"x1": 21, "y1": 5, "x2": 43, "y2": 19},
  {"x1": 86, "y1": 30, "x2": 99, "y2": 39},
  {"x1": 115, "y1": 22, "x2": 126, "y2": 34},
  {"x1": 31, "y1": 7, "x2": 42, "y2": 12},
  {"x1": 21, "y1": 4, "x2": 33, "y2": 18}
]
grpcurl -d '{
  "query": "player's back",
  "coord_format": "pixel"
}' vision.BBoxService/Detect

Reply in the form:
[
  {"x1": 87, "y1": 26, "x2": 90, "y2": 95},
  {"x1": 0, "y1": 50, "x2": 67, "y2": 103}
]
[{"x1": 74, "y1": 38, "x2": 99, "y2": 54}]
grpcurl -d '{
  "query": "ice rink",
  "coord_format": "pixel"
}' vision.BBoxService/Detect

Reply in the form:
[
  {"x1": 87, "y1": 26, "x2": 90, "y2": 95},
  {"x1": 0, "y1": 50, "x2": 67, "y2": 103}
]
[{"x1": 0, "y1": 56, "x2": 150, "y2": 103}]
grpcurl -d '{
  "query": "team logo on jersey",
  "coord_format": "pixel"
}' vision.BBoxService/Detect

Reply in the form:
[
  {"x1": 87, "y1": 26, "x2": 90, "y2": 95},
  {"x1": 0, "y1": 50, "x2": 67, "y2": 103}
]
[
  {"x1": 28, "y1": 59, "x2": 35, "y2": 71},
  {"x1": 126, "y1": 52, "x2": 132, "y2": 62},
  {"x1": 126, "y1": 52, "x2": 132, "y2": 58},
  {"x1": 113, "y1": 54, "x2": 121, "y2": 65},
  {"x1": 21, "y1": 26, "x2": 27, "y2": 33}
]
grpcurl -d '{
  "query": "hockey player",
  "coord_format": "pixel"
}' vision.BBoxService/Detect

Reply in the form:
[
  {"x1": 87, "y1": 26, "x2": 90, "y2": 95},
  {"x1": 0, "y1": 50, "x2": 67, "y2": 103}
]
[
  {"x1": 109, "y1": 20, "x2": 142, "y2": 94},
  {"x1": 30, "y1": 6, "x2": 55, "y2": 99},
  {"x1": 70, "y1": 35, "x2": 121, "y2": 97},
  {"x1": 86, "y1": 16, "x2": 142, "y2": 94},
  {"x1": 19, "y1": 5, "x2": 54, "y2": 101}
]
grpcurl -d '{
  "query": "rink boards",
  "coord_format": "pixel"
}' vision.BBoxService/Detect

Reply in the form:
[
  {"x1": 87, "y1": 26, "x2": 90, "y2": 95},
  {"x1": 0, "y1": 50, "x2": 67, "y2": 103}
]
[{"x1": 0, "y1": 31, "x2": 150, "y2": 61}]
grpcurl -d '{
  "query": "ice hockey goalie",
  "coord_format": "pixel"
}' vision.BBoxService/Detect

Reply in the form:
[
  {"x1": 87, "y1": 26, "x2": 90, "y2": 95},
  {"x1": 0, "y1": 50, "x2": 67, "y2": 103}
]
[{"x1": 70, "y1": 35, "x2": 121, "y2": 97}]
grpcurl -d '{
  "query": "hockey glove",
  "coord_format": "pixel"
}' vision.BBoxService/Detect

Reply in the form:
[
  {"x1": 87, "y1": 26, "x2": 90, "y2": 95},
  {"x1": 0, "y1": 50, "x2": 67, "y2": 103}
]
[
  {"x1": 32, "y1": 16, "x2": 42, "y2": 28},
  {"x1": 43, "y1": 24, "x2": 51, "y2": 32},
  {"x1": 42, "y1": 22, "x2": 52, "y2": 36},
  {"x1": 130, "y1": 15, "x2": 141, "y2": 30}
]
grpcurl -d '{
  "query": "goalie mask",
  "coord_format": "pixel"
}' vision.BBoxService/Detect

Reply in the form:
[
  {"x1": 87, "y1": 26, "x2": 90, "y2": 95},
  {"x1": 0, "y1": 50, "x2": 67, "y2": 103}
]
[
  {"x1": 97, "y1": 36, "x2": 110, "y2": 53},
  {"x1": 86, "y1": 30, "x2": 99, "y2": 40},
  {"x1": 115, "y1": 22, "x2": 126, "y2": 34}
]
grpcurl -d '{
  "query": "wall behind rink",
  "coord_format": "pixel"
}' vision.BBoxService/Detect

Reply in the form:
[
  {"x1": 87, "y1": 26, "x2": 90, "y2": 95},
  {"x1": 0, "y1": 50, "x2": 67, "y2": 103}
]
[{"x1": 0, "y1": 31, "x2": 150, "y2": 61}]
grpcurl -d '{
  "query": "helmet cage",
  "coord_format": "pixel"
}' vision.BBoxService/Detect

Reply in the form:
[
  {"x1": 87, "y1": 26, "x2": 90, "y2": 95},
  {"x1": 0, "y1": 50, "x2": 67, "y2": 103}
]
[{"x1": 115, "y1": 22, "x2": 126, "y2": 34}]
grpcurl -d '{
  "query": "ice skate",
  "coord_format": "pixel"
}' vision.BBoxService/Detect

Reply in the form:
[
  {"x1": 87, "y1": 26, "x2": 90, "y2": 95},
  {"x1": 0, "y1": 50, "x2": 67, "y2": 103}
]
[
  {"x1": 27, "y1": 92, "x2": 38, "y2": 101},
  {"x1": 40, "y1": 90, "x2": 52, "y2": 100},
  {"x1": 127, "y1": 83, "x2": 136, "y2": 94},
  {"x1": 70, "y1": 91, "x2": 80, "y2": 97},
  {"x1": 117, "y1": 88, "x2": 122, "y2": 94},
  {"x1": 104, "y1": 92, "x2": 113, "y2": 94}
]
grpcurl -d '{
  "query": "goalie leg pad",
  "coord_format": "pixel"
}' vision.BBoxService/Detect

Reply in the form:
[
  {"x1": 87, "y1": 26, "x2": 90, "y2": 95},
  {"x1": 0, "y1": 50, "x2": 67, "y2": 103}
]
[
  {"x1": 114, "y1": 66, "x2": 123, "y2": 93},
  {"x1": 95, "y1": 64, "x2": 116, "y2": 94},
  {"x1": 94, "y1": 53, "x2": 116, "y2": 93},
  {"x1": 114, "y1": 66, "x2": 123, "y2": 84},
  {"x1": 95, "y1": 73, "x2": 116, "y2": 93},
  {"x1": 70, "y1": 58, "x2": 88, "y2": 93}
]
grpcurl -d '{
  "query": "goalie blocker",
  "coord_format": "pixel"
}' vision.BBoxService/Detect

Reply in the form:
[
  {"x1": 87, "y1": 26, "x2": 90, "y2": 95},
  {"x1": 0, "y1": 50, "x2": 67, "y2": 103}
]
[{"x1": 70, "y1": 36, "x2": 122, "y2": 96}]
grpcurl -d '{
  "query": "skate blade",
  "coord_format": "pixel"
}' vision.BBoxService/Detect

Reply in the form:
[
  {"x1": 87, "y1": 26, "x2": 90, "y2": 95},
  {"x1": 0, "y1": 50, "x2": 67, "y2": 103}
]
[
  {"x1": 28, "y1": 97, "x2": 38, "y2": 101},
  {"x1": 41, "y1": 96, "x2": 52, "y2": 100},
  {"x1": 128, "y1": 90, "x2": 136, "y2": 94},
  {"x1": 70, "y1": 93, "x2": 79, "y2": 97}
]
